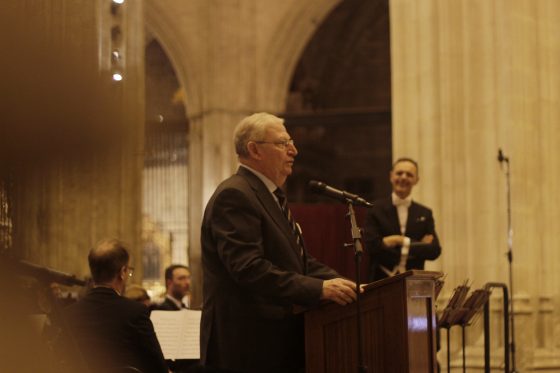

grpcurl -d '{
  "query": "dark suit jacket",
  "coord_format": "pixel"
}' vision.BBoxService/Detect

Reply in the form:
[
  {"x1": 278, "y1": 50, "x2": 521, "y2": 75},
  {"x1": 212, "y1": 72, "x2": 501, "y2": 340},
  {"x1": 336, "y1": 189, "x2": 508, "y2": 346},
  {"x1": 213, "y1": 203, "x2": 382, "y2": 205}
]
[
  {"x1": 200, "y1": 167, "x2": 339, "y2": 373},
  {"x1": 363, "y1": 196, "x2": 441, "y2": 282},
  {"x1": 155, "y1": 296, "x2": 182, "y2": 311},
  {"x1": 63, "y1": 287, "x2": 168, "y2": 373}
]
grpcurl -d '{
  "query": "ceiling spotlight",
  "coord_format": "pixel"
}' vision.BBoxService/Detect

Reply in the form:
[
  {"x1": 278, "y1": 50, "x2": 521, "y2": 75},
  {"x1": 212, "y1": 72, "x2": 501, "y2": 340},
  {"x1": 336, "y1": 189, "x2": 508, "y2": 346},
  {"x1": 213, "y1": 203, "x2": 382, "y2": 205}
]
[
  {"x1": 112, "y1": 0, "x2": 125, "y2": 4},
  {"x1": 112, "y1": 72, "x2": 123, "y2": 82}
]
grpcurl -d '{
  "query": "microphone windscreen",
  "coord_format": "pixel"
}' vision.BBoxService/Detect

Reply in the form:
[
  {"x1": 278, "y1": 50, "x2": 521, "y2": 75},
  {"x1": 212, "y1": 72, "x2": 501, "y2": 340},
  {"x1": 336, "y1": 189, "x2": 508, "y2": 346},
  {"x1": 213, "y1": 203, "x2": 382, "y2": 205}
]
[{"x1": 308, "y1": 180, "x2": 325, "y2": 193}]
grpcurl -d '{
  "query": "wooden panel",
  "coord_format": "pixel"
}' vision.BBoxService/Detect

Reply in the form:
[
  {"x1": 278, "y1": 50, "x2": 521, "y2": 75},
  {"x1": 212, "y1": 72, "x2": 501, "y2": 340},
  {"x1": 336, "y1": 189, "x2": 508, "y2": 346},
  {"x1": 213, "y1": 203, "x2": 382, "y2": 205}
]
[
  {"x1": 323, "y1": 312, "x2": 357, "y2": 372},
  {"x1": 406, "y1": 280, "x2": 437, "y2": 372},
  {"x1": 290, "y1": 203, "x2": 369, "y2": 283}
]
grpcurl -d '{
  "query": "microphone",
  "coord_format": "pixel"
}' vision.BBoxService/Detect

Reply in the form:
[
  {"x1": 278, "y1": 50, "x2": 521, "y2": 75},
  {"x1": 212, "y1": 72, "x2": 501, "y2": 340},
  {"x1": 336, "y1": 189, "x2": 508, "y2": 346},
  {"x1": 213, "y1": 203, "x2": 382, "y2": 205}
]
[
  {"x1": 308, "y1": 180, "x2": 373, "y2": 207},
  {"x1": 497, "y1": 148, "x2": 509, "y2": 163}
]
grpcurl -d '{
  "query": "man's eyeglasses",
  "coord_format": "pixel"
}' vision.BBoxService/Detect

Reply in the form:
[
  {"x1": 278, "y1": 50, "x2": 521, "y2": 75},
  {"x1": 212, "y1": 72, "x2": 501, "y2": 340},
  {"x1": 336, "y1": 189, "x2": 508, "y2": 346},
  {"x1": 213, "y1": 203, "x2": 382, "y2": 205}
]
[
  {"x1": 254, "y1": 139, "x2": 295, "y2": 149},
  {"x1": 127, "y1": 266, "x2": 135, "y2": 277}
]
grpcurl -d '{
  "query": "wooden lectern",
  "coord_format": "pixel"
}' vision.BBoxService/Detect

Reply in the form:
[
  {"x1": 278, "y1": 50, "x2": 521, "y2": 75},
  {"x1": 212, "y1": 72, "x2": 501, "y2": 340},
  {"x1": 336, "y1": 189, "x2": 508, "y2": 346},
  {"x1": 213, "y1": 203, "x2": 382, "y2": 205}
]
[{"x1": 305, "y1": 270, "x2": 442, "y2": 373}]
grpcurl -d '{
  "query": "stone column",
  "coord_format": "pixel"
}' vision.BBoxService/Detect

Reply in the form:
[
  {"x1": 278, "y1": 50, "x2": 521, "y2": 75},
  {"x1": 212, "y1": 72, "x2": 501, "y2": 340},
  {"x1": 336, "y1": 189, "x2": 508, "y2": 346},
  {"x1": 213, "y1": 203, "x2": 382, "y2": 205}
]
[
  {"x1": 4, "y1": 0, "x2": 145, "y2": 279},
  {"x1": 390, "y1": 0, "x2": 560, "y2": 369}
]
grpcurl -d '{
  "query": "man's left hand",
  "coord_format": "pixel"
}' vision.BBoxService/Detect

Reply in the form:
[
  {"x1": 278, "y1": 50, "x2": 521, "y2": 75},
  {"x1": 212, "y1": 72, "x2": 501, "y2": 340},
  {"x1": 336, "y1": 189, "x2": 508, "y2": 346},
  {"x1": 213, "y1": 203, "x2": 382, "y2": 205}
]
[{"x1": 321, "y1": 278, "x2": 359, "y2": 305}]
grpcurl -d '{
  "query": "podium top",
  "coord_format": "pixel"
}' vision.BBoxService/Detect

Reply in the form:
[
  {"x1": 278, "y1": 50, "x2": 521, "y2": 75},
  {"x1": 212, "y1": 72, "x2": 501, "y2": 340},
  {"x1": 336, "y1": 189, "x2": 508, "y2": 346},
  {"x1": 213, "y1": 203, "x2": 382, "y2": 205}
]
[
  {"x1": 294, "y1": 270, "x2": 443, "y2": 314},
  {"x1": 363, "y1": 270, "x2": 443, "y2": 292}
]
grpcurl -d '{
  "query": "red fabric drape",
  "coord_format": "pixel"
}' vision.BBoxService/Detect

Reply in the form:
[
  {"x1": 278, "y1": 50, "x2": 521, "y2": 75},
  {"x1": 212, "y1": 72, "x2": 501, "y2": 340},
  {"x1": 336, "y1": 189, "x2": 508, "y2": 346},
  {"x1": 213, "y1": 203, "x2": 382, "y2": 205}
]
[{"x1": 290, "y1": 203, "x2": 370, "y2": 283}]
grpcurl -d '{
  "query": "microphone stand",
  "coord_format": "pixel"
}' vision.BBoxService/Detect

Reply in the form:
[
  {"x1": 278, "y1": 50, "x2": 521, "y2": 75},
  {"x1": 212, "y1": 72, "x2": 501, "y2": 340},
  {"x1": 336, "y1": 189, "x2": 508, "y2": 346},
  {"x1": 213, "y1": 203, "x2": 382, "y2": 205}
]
[
  {"x1": 498, "y1": 150, "x2": 518, "y2": 373},
  {"x1": 345, "y1": 201, "x2": 368, "y2": 373}
]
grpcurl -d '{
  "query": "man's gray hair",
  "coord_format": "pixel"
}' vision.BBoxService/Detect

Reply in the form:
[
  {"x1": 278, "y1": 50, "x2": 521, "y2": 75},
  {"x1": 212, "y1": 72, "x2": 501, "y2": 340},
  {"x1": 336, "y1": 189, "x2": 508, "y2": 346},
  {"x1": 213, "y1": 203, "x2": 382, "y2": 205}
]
[{"x1": 233, "y1": 112, "x2": 284, "y2": 158}]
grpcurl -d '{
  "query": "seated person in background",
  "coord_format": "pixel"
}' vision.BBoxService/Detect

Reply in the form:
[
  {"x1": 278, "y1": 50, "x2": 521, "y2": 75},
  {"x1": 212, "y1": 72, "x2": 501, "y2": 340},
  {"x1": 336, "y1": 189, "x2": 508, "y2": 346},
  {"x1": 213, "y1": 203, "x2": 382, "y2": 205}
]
[
  {"x1": 63, "y1": 238, "x2": 168, "y2": 373},
  {"x1": 124, "y1": 284, "x2": 151, "y2": 308},
  {"x1": 363, "y1": 157, "x2": 442, "y2": 282},
  {"x1": 153, "y1": 264, "x2": 197, "y2": 373},
  {"x1": 155, "y1": 264, "x2": 191, "y2": 310}
]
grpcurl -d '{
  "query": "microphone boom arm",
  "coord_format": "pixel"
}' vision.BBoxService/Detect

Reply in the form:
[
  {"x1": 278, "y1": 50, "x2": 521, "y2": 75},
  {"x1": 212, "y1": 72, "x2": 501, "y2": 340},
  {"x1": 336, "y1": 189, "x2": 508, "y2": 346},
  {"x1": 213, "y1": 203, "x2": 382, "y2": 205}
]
[{"x1": 308, "y1": 180, "x2": 373, "y2": 207}]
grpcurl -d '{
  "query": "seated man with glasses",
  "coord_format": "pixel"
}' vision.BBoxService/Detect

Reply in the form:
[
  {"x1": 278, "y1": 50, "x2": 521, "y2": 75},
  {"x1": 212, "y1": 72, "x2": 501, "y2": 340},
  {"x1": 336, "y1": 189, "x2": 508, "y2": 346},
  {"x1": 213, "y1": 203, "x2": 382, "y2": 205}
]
[{"x1": 61, "y1": 238, "x2": 168, "y2": 373}]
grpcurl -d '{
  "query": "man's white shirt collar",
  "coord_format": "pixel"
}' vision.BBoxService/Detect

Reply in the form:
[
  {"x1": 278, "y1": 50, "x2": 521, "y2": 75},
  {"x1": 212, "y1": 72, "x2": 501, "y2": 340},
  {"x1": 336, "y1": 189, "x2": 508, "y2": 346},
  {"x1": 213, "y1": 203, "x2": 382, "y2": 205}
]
[
  {"x1": 165, "y1": 294, "x2": 183, "y2": 309},
  {"x1": 392, "y1": 192, "x2": 412, "y2": 207},
  {"x1": 392, "y1": 192, "x2": 412, "y2": 235}
]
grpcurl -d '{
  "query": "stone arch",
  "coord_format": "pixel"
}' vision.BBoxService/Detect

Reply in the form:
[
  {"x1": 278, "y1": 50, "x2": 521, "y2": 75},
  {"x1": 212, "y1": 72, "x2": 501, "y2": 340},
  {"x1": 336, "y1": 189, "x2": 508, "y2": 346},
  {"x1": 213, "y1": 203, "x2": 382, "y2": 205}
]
[
  {"x1": 258, "y1": 0, "x2": 343, "y2": 112},
  {"x1": 280, "y1": 0, "x2": 393, "y2": 203},
  {"x1": 144, "y1": 1, "x2": 201, "y2": 114},
  {"x1": 286, "y1": 0, "x2": 392, "y2": 112}
]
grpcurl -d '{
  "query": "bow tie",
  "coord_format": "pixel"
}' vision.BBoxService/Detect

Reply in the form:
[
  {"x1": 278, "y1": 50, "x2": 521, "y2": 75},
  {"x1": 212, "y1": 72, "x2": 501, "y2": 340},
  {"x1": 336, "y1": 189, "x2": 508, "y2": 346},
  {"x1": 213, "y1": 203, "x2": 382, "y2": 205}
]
[{"x1": 393, "y1": 197, "x2": 411, "y2": 208}]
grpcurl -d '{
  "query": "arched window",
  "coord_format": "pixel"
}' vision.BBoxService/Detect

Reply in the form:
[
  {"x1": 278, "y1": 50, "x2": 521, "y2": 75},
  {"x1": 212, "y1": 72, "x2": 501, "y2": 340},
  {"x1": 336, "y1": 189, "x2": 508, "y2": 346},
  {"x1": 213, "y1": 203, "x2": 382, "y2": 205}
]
[
  {"x1": 142, "y1": 38, "x2": 189, "y2": 290},
  {"x1": 285, "y1": 0, "x2": 392, "y2": 203}
]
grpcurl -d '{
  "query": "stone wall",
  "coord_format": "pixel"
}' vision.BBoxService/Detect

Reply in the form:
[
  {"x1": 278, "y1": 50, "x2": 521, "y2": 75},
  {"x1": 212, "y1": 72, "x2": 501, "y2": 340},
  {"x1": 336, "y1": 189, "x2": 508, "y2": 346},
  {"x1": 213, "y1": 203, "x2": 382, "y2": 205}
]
[{"x1": 1, "y1": 0, "x2": 145, "y2": 279}]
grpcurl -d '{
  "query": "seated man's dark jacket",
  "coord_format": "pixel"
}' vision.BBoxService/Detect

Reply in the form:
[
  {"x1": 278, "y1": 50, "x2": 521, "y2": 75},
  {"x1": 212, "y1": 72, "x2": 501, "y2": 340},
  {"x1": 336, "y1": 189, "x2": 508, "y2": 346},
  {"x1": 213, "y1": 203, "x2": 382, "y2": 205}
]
[
  {"x1": 155, "y1": 296, "x2": 183, "y2": 311},
  {"x1": 63, "y1": 286, "x2": 168, "y2": 373},
  {"x1": 363, "y1": 196, "x2": 441, "y2": 282}
]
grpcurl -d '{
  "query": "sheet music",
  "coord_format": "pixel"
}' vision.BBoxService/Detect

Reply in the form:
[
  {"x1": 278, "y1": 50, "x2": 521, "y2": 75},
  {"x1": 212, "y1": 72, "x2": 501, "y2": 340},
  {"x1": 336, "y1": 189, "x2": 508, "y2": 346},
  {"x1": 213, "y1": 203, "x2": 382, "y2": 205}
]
[{"x1": 150, "y1": 309, "x2": 202, "y2": 360}]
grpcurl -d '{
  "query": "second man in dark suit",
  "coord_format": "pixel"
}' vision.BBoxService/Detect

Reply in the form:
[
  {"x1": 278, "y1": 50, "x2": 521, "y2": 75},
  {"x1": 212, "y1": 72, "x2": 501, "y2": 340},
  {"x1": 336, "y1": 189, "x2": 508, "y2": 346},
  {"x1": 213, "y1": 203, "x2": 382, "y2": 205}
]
[{"x1": 363, "y1": 157, "x2": 442, "y2": 282}]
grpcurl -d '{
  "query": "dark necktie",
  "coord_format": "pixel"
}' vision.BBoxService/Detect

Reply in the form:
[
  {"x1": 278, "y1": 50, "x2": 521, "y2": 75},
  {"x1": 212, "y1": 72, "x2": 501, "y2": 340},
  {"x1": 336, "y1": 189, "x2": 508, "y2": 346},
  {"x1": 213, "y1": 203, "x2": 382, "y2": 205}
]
[{"x1": 273, "y1": 188, "x2": 304, "y2": 258}]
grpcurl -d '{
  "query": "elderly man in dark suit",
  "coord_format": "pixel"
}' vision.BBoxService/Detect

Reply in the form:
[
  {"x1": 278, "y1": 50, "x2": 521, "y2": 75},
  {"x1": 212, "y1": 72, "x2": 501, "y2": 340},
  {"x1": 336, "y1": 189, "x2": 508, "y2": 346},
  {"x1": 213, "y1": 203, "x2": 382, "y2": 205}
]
[
  {"x1": 200, "y1": 112, "x2": 358, "y2": 373},
  {"x1": 363, "y1": 157, "x2": 442, "y2": 282},
  {"x1": 63, "y1": 238, "x2": 168, "y2": 373}
]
